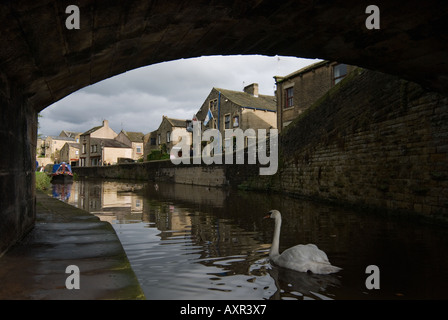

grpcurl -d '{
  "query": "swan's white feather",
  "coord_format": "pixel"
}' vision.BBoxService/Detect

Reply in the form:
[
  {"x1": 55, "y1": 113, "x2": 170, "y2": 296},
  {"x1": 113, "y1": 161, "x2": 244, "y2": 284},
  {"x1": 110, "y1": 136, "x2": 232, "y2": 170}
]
[{"x1": 267, "y1": 211, "x2": 341, "y2": 275}]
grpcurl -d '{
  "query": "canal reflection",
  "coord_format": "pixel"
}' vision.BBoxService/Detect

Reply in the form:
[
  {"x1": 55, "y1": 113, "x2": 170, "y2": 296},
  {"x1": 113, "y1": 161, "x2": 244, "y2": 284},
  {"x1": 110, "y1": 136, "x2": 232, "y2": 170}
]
[{"x1": 52, "y1": 178, "x2": 448, "y2": 300}]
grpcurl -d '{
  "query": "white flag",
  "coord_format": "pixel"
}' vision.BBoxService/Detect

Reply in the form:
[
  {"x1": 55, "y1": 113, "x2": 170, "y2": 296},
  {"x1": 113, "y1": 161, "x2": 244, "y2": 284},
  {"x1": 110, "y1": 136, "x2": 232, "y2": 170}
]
[{"x1": 204, "y1": 109, "x2": 213, "y2": 126}]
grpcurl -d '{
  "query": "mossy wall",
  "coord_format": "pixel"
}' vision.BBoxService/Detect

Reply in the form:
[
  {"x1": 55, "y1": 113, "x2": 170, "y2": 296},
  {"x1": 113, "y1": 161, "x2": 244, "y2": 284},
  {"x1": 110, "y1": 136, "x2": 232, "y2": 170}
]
[{"x1": 266, "y1": 69, "x2": 448, "y2": 221}]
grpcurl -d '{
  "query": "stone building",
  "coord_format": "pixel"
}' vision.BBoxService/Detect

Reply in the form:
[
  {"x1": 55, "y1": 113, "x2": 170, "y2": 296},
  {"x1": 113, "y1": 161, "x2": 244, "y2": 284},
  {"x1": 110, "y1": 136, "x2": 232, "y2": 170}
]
[
  {"x1": 115, "y1": 130, "x2": 145, "y2": 161},
  {"x1": 195, "y1": 83, "x2": 277, "y2": 148},
  {"x1": 274, "y1": 61, "x2": 357, "y2": 132},
  {"x1": 143, "y1": 130, "x2": 158, "y2": 159},
  {"x1": 90, "y1": 138, "x2": 133, "y2": 165},
  {"x1": 60, "y1": 142, "x2": 80, "y2": 166},
  {"x1": 146, "y1": 116, "x2": 192, "y2": 155},
  {"x1": 42, "y1": 135, "x2": 76, "y2": 162},
  {"x1": 79, "y1": 119, "x2": 119, "y2": 166}
]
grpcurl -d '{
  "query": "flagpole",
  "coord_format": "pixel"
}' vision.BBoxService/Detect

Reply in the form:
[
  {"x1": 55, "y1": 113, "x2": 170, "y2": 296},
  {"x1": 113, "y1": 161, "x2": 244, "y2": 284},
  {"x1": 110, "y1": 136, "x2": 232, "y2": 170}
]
[{"x1": 217, "y1": 91, "x2": 221, "y2": 155}]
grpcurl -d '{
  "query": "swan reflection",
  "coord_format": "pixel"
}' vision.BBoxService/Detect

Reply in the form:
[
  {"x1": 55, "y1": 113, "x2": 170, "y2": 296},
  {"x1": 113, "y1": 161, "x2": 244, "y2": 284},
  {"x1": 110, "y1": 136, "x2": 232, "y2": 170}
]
[{"x1": 267, "y1": 263, "x2": 340, "y2": 300}]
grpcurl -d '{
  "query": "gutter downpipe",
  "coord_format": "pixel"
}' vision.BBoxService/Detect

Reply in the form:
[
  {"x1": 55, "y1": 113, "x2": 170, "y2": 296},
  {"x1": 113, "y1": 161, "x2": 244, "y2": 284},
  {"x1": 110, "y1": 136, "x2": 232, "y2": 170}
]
[{"x1": 217, "y1": 91, "x2": 221, "y2": 155}]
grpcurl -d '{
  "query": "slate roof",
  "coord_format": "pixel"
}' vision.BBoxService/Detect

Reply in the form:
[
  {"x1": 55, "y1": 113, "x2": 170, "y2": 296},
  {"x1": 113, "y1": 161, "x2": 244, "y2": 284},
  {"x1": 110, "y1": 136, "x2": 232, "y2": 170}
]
[
  {"x1": 165, "y1": 117, "x2": 188, "y2": 127},
  {"x1": 66, "y1": 143, "x2": 80, "y2": 149},
  {"x1": 274, "y1": 60, "x2": 329, "y2": 83},
  {"x1": 121, "y1": 130, "x2": 144, "y2": 142},
  {"x1": 49, "y1": 136, "x2": 76, "y2": 141},
  {"x1": 90, "y1": 138, "x2": 131, "y2": 148},
  {"x1": 81, "y1": 126, "x2": 102, "y2": 136},
  {"x1": 213, "y1": 87, "x2": 276, "y2": 111}
]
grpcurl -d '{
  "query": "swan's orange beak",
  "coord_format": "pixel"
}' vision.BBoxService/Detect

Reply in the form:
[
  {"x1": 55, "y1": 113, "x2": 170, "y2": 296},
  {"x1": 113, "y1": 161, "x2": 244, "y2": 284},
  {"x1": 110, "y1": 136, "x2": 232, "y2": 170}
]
[{"x1": 263, "y1": 214, "x2": 270, "y2": 219}]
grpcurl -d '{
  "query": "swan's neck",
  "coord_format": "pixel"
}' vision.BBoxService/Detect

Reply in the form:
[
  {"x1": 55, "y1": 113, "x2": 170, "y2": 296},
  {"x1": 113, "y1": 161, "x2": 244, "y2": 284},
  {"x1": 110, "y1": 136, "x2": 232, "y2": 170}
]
[{"x1": 270, "y1": 216, "x2": 281, "y2": 258}]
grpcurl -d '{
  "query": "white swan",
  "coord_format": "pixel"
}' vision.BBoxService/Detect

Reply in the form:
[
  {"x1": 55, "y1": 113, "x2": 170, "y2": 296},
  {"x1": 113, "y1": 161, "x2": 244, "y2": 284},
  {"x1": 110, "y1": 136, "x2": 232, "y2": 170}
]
[{"x1": 264, "y1": 210, "x2": 341, "y2": 275}]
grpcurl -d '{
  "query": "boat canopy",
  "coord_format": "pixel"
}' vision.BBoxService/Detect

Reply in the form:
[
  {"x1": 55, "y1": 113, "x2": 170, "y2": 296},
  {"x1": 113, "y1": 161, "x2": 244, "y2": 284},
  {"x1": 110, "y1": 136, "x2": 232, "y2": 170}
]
[{"x1": 52, "y1": 162, "x2": 72, "y2": 174}]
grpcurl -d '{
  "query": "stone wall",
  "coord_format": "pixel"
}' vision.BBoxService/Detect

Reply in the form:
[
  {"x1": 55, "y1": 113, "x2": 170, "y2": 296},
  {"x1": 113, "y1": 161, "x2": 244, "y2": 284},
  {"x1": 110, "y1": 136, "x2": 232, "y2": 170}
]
[
  {"x1": 73, "y1": 161, "x2": 229, "y2": 188},
  {"x1": 249, "y1": 69, "x2": 448, "y2": 221},
  {"x1": 0, "y1": 74, "x2": 37, "y2": 255}
]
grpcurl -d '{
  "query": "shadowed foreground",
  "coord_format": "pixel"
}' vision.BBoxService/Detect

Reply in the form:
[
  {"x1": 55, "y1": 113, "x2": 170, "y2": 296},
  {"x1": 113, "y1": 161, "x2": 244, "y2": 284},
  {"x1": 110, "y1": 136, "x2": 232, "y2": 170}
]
[{"x1": 0, "y1": 191, "x2": 145, "y2": 300}]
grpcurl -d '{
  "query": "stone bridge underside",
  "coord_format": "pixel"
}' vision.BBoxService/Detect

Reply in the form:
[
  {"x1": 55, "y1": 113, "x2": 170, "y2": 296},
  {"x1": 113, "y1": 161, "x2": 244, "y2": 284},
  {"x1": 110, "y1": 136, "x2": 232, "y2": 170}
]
[{"x1": 1, "y1": 0, "x2": 447, "y2": 254}]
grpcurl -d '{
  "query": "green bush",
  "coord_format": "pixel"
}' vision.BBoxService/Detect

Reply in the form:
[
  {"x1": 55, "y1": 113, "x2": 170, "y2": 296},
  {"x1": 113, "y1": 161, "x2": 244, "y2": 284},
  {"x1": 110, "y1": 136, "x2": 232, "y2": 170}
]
[
  {"x1": 35, "y1": 172, "x2": 51, "y2": 190},
  {"x1": 147, "y1": 150, "x2": 170, "y2": 161}
]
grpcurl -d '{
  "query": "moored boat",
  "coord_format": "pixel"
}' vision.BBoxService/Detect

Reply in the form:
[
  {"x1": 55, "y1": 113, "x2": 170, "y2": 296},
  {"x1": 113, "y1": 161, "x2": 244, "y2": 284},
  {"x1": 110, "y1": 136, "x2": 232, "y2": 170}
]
[{"x1": 50, "y1": 162, "x2": 73, "y2": 183}]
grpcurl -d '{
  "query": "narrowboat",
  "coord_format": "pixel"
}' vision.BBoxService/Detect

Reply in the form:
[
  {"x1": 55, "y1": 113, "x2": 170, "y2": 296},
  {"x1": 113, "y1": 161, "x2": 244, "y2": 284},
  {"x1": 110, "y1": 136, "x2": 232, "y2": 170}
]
[{"x1": 50, "y1": 162, "x2": 73, "y2": 183}]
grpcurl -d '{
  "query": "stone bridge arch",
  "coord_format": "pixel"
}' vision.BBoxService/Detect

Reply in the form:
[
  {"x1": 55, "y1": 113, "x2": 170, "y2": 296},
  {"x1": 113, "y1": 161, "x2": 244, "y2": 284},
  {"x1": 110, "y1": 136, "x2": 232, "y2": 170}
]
[{"x1": 1, "y1": 0, "x2": 447, "y2": 254}]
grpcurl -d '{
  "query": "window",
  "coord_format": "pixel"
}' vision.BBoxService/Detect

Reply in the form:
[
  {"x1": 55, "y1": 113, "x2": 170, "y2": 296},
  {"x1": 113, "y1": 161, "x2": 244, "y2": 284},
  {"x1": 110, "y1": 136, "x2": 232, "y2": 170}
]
[
  {"x1": 150, "y1": 137, "x2": 156, "y2": 145},
  {"x1": 233, "y1": 116, "x2": 239, "y2": 128},
  {"x1": 158, "y1": 134, "x2": 161, "y2": 145},
  {"x1": 285, "y1": 87, "x2": 294, "y2": 108},
  {"x1": 209, "y1": 99, "x2": 218, "y2": 111},
  {"x1": 82, "y1": 144, "x2": 86, "y2": 154},
  {"x1": 224, "y1": 114, "x2": 231, "y2": 129},
  {"x1": 333, "y1": 64, "x2": 347, "y2": 84},
  {"x1": 136, "y1": 146, "x2": 142, "y2": 154},
  {"x1": 166, "y1": 131, "x2": 171, "y2": 143},
  {"x1": 75, "y1": 150, "x2": 79, "y2": 155},
  {"x1": 212, "y1": 119, "x2": 217, "y2": 129}
]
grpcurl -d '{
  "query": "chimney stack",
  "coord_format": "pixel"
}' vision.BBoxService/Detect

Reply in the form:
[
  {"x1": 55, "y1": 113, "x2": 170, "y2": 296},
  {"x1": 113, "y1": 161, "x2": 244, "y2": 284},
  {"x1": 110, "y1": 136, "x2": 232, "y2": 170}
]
[
  {"x1": 244, "y1": 83, "x2": 259, "y2": 97},
  {"x1": 103, "y1": 119, "x2": 109, "y2": 127}
]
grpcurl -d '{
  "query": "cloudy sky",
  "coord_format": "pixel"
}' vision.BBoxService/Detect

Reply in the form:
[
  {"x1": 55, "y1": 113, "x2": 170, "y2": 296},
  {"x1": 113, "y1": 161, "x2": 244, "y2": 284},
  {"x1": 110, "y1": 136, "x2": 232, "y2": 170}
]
[{"x1": 38, "y1": 55, "x2": 321, "y2": 137}]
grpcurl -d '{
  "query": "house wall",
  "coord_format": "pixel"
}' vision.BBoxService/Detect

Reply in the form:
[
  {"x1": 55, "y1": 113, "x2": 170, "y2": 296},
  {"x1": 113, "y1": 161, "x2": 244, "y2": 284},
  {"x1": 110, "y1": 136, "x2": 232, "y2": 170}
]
[
  {"x1": 240, "y1": 108, "x2": 276, "y2": 130},
  {"x1": 115, "y1": 131, "x2": 144, "y2": 160},
  {"x1": 198, "y1": 88, "x2": 276, "y2": 138},
  {"x1": 114, "y1": 131, "x2": 131, "y2": 146},
  {"x1": 79, "y1": 135, "x2": 93, "y2": 166},
  {"x1": 60, "y1": 143, "x2": 79, "y2": 164},
  {"x1": 144, "y1": 131, "x2": 158, "y2": 157},
  {"x1": 155, "y1": 118, "x2": 191, "y2": 153},
  {"x1": 276, "y1": 62, "x2": 357, "y2": 132},
  {"x1": 44, "y1": 136, "x2": 73, "y2": 161},
  {"x1": 131, "y1": 141, "x2": 144, "y2": 160},
  {"x1": 103, "y1": 147, "x2": 133, "y2": 165},
  {"x1": 79, "y1": 120, "x2": 118, "y2": 166},
  {"x1": 90, "y1": 121, "x2": 117, "y2": 139}
]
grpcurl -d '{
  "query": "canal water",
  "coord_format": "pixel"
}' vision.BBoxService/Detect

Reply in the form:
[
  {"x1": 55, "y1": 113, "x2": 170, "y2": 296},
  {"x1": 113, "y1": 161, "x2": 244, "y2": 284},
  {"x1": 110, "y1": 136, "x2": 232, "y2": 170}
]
[{"x1": 51, "y1": 179, "x2": 448, "y2": 300}]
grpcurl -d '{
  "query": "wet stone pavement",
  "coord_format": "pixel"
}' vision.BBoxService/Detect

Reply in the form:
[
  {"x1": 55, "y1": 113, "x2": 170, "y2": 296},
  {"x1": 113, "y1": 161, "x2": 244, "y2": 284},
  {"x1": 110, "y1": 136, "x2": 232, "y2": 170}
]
[{"x1": 0, "y1": 191, "x2": 145, "y2": 300}]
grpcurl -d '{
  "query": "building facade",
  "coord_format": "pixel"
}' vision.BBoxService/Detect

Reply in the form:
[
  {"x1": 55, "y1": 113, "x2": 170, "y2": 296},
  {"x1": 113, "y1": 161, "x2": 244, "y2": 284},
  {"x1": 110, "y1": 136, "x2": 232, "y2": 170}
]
[
  {"x1": 115, "y1": 130, "x2": 144, "y2": 161},
  {"x1": 60, "y1": 142, "x2": 80, "y2": 166},
  {"x1": 79, "y1": 119, "x2": 119, "y2": 166},
  {"x1": 274, "y1": 61, "x2": 357, "y2": 132},
  {"x1": 146, "y1": 116, "x2": 192, "y2": 156},
  {"x1": 195, "y1": 83, "x2": 277, "y2": 149},
  {"x1": 42, "y1": 135, "x2": 76, "y2": 162}
]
